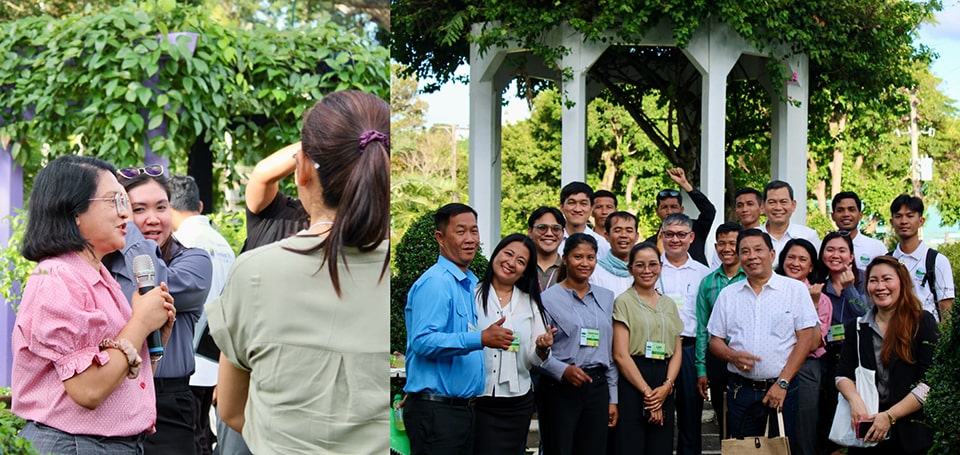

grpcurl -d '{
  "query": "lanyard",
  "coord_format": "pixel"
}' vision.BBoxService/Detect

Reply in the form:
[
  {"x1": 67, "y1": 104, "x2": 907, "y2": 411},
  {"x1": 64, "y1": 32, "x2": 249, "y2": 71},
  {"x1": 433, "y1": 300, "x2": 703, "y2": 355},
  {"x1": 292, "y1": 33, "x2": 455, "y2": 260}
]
[
  {"x1": 538, "y1": 267, "x2": 558, "y2": 292},
  {"x1": 635, "y1": 288, "x2": 666, "y2": 344}
]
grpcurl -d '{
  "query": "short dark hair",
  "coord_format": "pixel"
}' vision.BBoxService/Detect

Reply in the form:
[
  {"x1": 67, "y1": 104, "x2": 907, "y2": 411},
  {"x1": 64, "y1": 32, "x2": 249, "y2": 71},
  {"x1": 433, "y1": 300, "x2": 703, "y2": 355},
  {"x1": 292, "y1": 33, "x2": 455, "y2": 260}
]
[
  {"x1": 737, "y1": 228, "x2": 773, "y2": 252},
  {"x1": 563, "y1": 232, "x2": 598, "y2": 257},
  {"x1": 763, "y1": 180, "x2": 794, "y2": 201},
  {"x1": 831, "y1": 191, "x2": 862, "y2": 212},
  {"x1": 435, "y1": 203, "x2": 478, "y2": 232},
  {"x1": 655, "y1": 188, "x2": 683, "y2": 206},
  {"x1": 662, "y1": 213, "x2": 693, "y2": 230},
  {"x1": 527, "y1": 206, "x2": 566, "y2": 229},
  {"x1": 593, "y1": 190, "x2": 617, "y2": 204},
  {"x1": 734, "y1": 187, "x2": 762, "y2": 204},
  {"x1": 890, "y1": 194, "x2": 923, "y2": 216},
  {"x1": 22, "y1": 155, "x2": 118, "y2": 262},
  {"x1": 605, "y1": 211, "x2": 638, "y2": 232},
  {"x1": 560, "y1": 181, "x2": 594, "y2": 205},
  {"x1": 715, "y1": 221, "x2": 743, "y2": 239},
  {"x1": 169, "y1": 174, "x2": 201, "y2": 212}
]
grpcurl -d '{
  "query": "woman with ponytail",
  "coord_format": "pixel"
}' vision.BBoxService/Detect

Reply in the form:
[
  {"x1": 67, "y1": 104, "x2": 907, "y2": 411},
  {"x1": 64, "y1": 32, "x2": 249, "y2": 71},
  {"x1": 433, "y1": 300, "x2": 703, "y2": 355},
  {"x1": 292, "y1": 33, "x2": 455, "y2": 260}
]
[{"x1": 208, "y1": 90, "x2": 390, "y2": 454}]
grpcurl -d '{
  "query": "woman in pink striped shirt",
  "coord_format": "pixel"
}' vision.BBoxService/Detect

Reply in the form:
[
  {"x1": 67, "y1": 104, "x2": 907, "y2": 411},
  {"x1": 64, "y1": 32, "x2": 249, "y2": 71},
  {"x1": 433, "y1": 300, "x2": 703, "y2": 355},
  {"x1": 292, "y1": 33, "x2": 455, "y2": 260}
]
[{"x1": 12, "y1": 155, "x2": 175, "y2": 454}]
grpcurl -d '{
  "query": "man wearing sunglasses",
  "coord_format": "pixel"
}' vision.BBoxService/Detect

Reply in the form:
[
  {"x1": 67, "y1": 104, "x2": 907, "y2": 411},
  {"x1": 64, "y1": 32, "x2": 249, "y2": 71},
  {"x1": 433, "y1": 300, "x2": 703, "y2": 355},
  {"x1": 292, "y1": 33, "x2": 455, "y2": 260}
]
[
  {"x1": 527, "y1": 206, "x2": 567, "y2": 291},
  {"x1": 643, "y1": 168, "x2": 717, "y2": 267}
]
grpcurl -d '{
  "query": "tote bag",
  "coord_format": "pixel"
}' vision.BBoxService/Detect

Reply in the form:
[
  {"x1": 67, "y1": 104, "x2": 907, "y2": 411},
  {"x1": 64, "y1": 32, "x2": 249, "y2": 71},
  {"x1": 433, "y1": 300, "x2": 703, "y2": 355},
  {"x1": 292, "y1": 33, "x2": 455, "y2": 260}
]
[
  {"x1": 828, "y1": 319, "x2": 879, "y2": 448},
  {"x1": 721, "y1": 409, "x2": 791, "y2": 455}
]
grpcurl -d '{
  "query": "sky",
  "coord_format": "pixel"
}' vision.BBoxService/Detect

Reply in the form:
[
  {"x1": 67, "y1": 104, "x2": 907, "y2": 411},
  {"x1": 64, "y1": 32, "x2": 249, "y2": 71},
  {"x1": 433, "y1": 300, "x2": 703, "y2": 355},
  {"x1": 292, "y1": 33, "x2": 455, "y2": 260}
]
[{"x1": 422, "y1": 3, "x2": 960, "y2": 128}]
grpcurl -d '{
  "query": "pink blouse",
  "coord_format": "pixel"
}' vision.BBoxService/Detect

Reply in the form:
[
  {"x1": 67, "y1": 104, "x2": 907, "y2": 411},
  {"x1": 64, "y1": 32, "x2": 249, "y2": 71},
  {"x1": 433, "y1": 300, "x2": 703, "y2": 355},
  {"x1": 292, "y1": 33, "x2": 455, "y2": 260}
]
[
  {"x1": 804, "y1": 279, "x2": 833, "y2": 358},
  {"x1": 12, "y1": 253, "x2": 157, "y2": 436}
]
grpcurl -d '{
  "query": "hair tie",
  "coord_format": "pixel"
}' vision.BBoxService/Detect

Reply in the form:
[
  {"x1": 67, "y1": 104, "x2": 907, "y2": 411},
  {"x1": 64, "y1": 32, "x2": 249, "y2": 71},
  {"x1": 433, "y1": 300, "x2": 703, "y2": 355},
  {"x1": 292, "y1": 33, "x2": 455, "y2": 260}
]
[{"x1": 358, "y1": 130, "x2": 389, "y2": 152}]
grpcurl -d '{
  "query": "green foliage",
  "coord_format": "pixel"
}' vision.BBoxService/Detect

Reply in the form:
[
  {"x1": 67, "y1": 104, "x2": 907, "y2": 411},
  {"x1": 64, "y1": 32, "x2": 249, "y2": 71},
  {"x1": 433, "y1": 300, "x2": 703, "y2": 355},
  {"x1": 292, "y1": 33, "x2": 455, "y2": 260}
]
[
  {"x1": 805, "y1": 209, "x2": 837, "y2": 239},
  {"x1": 390, "y1": 211, "x2": 489, "y2": 355},
  {"x1": 206, "y1": 211, "x2": 247, "y2": 256},
  {"x1": 0, "y1": 1, "x2": 389, "y2": 206},
  {"x1": 935, "y1": 242, "x2": 960, "y2": 287},
  {"x1": 927, "y1": 304, "x2": 960, "y2": 453},
  {"x1": 0, "y1": 387, "x2": 35, "y2": 455},
  {"x1": 0, "y1": 211, "x2": 34, "y2": 311}
]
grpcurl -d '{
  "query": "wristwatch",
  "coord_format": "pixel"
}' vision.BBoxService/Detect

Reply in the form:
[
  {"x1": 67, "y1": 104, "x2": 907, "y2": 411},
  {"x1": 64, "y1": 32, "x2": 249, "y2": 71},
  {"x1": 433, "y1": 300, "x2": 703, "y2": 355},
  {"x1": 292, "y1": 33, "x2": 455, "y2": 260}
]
[{"x1": 776, "y1": 378, "x2": 789, "y2": 390}]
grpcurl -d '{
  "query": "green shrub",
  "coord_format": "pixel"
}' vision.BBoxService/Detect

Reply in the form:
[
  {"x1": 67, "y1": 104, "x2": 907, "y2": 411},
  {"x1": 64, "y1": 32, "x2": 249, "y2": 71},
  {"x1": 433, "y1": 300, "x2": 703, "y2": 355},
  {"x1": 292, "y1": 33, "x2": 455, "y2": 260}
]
[
  {"x1": 207, "y1": 210, "x2": 247, "y2": 256},
  {"x1": 926, "y1": 305, "x2": 960, "y2": 454},
  {"x1": 933, "y1": 242, "x2": 960, "y2": 287},
  {"x1": 0, "y1": 388, "x2": 36, "y2": 455},
  {"x1": 390, "y1": 210, "x2": 489, "y2": 355},
  {"x1": 0, "y1": 210, "x2": 33, "y2": 311}
]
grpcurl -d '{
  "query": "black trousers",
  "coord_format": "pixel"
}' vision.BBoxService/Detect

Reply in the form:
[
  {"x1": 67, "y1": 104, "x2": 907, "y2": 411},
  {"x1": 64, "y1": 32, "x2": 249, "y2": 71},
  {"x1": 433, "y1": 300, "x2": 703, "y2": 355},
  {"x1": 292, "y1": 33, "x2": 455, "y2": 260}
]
[
  {"x1": 706, "y1": 350, "x2": 730, "y2": 438},
  {"x1": 404, "y1": 394, "x2": 476, "y2": 455},
  {"x1": 536, "y1": 368, "x2": 609, "y2": 455},
  {"x1": 473, "y1": 391, "x2": 534, "y2": 455},
  {"x1": 613, "y1": 356, "x2": 674, "y2": 455},
  {"x1": 676, "y1": 342, "x2": 703, "y2": 455},
  {"x1": 191, "y1": 385, "x2": 215, "y2": 455},
  {"x1": 144, "y1": 377, "x2": 197, "y2": 455}
]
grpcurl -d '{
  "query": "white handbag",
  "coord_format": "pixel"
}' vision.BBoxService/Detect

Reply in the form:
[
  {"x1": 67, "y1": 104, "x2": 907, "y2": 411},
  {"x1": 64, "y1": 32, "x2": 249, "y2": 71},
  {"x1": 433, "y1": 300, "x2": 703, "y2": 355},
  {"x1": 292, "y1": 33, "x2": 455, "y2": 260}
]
[{"x1": 828, "y1": 318, "x2": 879, "y2": 448}]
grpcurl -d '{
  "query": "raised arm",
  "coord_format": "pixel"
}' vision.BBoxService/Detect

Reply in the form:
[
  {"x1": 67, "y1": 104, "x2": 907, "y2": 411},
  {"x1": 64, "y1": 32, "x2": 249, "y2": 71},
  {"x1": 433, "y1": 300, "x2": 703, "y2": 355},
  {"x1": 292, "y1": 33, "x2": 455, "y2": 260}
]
[{"x1": 245, "y1": 142, "x2": 302, "y2": 215}]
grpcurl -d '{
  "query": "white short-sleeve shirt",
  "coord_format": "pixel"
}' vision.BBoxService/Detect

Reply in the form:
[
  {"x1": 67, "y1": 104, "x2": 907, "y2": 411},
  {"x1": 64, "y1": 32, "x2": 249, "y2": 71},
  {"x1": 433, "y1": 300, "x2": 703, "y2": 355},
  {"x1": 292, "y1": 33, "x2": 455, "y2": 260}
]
[
  {"x1": 657, "y1": 253, "x2": 710, "y2": 337},
  {"x1": 851, "y1": 231, "x2": 887, "y2": 272},
  {"x1": 892, "y1": 241, "x2": 955, "y2": 321},
  {"x1": 706, "y1": 273, "x2": 820, "y2": 379}
]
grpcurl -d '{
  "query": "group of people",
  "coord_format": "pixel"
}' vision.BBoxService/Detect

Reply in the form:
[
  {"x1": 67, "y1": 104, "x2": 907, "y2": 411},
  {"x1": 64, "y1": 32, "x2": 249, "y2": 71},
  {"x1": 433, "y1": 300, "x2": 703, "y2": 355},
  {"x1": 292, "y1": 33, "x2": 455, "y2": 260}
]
[
  {"x1": 11, "y1": 90, "x2": 391, "y2": 455},
  {"x1": 402, "y1": 173, "x2": 950, "y2": 455}
]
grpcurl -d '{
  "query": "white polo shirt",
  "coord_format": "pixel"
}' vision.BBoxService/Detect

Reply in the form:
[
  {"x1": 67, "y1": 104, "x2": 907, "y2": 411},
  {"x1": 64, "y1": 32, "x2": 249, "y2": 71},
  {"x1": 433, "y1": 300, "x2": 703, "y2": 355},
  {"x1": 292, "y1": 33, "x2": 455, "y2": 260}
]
[
  {"x1": 760, "y1": 222, "x2": 821, "y2": 261},
  {"x1": 707, "y1": 273, "x2": 820, "y2": 379},
  {"x1": 559, "y1": 225, "x2": 611, "y2": 259},
  {"x1": 851, "y1": 231, "x2": 888, "y2": 272},
  {"x1": 657, "y1": 253, "x2": 710, "y2": 337},
  {"x1": 891, "y1": 241, "x2": 955, "y2": 321},
  {"x1": 590, "y1": 265, "x2": 633, "y2": 299}
]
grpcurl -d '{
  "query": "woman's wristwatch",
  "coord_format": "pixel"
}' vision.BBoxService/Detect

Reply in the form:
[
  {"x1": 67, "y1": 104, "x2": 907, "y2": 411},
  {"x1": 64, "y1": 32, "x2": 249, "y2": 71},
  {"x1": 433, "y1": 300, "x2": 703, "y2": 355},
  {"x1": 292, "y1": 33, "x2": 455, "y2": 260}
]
[{"x1": 100, "y1": 338, "x2": 143, "y2": 379}]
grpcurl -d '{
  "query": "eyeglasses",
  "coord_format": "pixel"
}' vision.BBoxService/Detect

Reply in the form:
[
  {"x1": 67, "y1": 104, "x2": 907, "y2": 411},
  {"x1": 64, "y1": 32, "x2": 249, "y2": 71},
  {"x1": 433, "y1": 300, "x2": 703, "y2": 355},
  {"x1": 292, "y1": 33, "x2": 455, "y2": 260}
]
[
  {"x1": 657, "y1": 189, "x2": 680, "y2": 200},
  {"x1": 662, "y1": 231, "x2": 691, "y2": 240},
  {"x1": 534, "y1": 223, "x2": 563, "y2": 234},
  {"x1": 118, "y1": 164, "x2": 164, "y2": 179},
  {"x1": 631, "y1": 262, "x2": 661, "y2": 271},
  {"x1": 89, "y1": 192, "x2": 131, "y2": 216},
  {"x1": 829, "y1": 230, "x2": 851, "y2": 237}
]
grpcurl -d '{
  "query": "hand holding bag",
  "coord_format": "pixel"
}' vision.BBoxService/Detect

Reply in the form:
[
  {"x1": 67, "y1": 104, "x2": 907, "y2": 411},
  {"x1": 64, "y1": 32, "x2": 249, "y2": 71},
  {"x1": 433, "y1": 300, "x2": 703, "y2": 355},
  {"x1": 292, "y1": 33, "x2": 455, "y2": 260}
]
[
  {"x1": 721, "y1": 409, "x2": 791, "y2": 455},
  {"x1": 828, "y1": 318, "x2": 878, "y2": 448}
]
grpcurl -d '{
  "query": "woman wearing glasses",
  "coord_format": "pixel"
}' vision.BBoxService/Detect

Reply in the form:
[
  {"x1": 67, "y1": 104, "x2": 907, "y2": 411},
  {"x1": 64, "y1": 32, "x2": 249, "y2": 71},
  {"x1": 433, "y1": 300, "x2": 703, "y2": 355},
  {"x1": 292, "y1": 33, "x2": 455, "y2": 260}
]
[
  {"x1": 814, "y1": 230, "x2": 868, "y2": 454},
  {"x1": 106, "y1": 164, "x2": 214, "y2": 455},
  {"x1": 611, "y1": 242, "x2": 682, "y2": 455},
  {"x1": 527, "y1": 206, "x2": 567, "y2": 291},
  {"x1": 536, "y1": 233, "x2": 618, "y2": 455},
  {"x1": 775, "y1": 238, "x2": 832, "y2": 455},
  {"x1": 12, "y1": 156, "x2": 175, "y2": 454},
  {"x1": 208, "y1": 90, "x2": 390, "y2": 454},
  {"x1": 473, "y1": 234, "x2": 554, "y2": 454}
]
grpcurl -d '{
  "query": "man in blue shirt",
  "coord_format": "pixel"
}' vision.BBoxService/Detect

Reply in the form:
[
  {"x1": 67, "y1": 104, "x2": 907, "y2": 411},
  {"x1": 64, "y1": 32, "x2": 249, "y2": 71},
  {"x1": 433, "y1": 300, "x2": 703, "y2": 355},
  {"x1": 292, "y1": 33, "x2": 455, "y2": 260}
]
[{"x1": 403, "y1": 203, "x2": 514, "y2": 454}]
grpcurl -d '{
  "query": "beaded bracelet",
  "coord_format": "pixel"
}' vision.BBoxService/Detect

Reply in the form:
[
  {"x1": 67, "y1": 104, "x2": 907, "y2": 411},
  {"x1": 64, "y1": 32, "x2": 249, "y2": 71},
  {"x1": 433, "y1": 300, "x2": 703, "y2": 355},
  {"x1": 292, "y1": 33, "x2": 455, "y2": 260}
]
[{"x1": 99, "y1": 338, "x2": 142, "y2": 379}]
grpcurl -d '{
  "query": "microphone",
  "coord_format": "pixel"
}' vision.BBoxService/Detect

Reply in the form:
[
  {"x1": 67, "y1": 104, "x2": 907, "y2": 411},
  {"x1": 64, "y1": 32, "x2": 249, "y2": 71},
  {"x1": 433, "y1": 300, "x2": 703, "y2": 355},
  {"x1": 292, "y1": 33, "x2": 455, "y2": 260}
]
[{"x1": 132, "y1": 254, "x2": 163, "y2": 361}]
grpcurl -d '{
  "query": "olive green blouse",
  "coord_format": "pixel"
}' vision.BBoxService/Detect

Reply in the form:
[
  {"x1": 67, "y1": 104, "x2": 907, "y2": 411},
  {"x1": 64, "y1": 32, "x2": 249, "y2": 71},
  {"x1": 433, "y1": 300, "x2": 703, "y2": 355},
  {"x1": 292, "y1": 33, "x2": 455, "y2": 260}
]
[{"x1": 612, "y1": 288, "x2": 683, "y2": 358}]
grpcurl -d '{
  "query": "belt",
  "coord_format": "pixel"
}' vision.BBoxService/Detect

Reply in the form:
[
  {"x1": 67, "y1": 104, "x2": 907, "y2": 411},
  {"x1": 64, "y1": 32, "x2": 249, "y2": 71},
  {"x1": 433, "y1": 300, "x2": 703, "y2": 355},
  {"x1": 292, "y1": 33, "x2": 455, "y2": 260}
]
[
  {"x1": 154, "y1": 376, "x2": 191, "y2": 391},
  {"x1": 681, "y1": 336, "x2": 696, "y2": 346},
  {"x1": 412, "y1": 392, "x2": 476, "y2": 407},
  {"x1": 582, "y1": 366, "x2": 607, "y2": 379},
  {"x1": 731, "y1": 374, "x2": 776, "y2": 392}
]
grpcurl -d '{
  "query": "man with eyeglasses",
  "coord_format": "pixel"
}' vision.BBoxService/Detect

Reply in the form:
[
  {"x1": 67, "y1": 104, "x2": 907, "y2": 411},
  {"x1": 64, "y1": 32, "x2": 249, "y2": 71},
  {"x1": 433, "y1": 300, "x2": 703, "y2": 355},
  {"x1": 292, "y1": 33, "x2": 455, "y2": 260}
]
[
  {"x1": 830, "y1": 191, "x2": 886, "y2": 273},
  {"x1": 527, "y1": 206, "x2": 567, "y2": 291},
  {"x1": 558, "y1": 181, "x2": 610, "y2": 258},
  {"x1": 589, "y1": 211, "x2": 640, "y2": 296},
  {"x1": 644, "y1": 168, "x2": 716, "y2": 266},
  {"x1": 759, "y1": 180, "x2": 820, "y2": 260},
  {"x1": 655, "y1": 213, "x2": 710, "y2": 455}
]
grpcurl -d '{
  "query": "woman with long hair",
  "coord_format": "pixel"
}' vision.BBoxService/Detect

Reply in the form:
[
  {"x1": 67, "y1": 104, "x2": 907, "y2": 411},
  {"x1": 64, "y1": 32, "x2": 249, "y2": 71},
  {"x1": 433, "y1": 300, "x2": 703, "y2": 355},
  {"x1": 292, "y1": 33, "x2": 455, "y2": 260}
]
[
  {"x1": 208, "y1": 90, "x2": 390, "y2": 454},
  {"x1": 815, "y1": 230, "x2": 868, "y2": 453},
  {"x1": 611, "y1": 242, "x2": 682, "y2": 455},
  {"x1": 111, "y1": 168, "x2": 213, "y2": 454},
  {"x1": 473, "y1": 233, "x2": 554, "y2": 454},
  {"x1": 775, "y1": 238, "x2": 832, "y2": 455},
  {"x1": 12, "y1": 155, "x2": 175, "y2": 454},
  {"x1": 836, "y1": 255, "x2": 939, "y2": 454},
  {"x1": 536, "y1": 233, "x2": 618, "y2": 455}
]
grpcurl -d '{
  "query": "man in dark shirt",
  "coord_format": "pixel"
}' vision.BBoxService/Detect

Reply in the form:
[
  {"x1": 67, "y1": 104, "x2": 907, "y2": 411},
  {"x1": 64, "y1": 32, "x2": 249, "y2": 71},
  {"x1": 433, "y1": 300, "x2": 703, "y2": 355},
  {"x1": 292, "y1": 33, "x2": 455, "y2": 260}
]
[
  {"x1": 644, "y1": 168, "x2": 716, "y2": 266},
  {"x1": 242, "y1": 142, "x2": 310, "y2": 253}
]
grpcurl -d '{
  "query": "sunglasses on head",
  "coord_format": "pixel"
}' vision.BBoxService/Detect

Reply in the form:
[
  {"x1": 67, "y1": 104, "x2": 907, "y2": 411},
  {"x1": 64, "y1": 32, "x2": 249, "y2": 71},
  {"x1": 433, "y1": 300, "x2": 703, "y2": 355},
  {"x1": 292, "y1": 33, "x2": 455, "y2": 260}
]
[
  {"x1": 657, "y1": 189, "x2": 680, "y2": 199},
  {"x1": 118, "y1": 164, "x2": 164, "y2": 179},
  {"x1": 828, "y1": 230, "x2": 851, "y2": 237}
]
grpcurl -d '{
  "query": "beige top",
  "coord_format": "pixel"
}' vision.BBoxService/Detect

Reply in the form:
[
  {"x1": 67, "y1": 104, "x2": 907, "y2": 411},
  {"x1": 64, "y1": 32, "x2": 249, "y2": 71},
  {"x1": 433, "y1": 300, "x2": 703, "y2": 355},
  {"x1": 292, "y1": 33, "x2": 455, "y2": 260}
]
[
  {"x1": 612, "y1": 288, "x2": 683, "y2": 358},
  {"x1": 208, "y1": 235, "x2": 389, "y2": 455}
]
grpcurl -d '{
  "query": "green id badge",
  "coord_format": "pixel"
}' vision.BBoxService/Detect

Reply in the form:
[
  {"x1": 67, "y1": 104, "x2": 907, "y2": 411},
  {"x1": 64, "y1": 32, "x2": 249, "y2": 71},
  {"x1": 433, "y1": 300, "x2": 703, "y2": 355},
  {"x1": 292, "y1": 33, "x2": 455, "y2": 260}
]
[
  {"x1": 830, "y1": 324, "x2": 845, "y2": 341},
  {"x1": 645, "y1": 341, "x2": 666, "y2": 360},
  {"x1": 508, "y1": 333, "x2": 520, "y2": 352},
  {"x1": 580, "y1": 328, "x2": 600, "y2": 347}
]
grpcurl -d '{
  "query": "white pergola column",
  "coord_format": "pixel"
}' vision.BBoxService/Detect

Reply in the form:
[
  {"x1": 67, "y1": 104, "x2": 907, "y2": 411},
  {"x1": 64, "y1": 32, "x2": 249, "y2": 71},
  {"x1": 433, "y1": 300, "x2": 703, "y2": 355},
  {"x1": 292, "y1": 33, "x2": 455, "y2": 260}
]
[
  {"x1": 770, "y1": 53, "x2": 810, "y2": 223},
  {"x1": 559, "y1": 26, "x2": 609, "y2": 184},
  {"x1": 468, "y1": 25, "x2": 514, "y2": 253},
  {"x1": 683, "y1": 20, "x2": 752, "y2": 256},
  {"x1": 0, "y1": 138, "x2": 23, "y2": 387}
]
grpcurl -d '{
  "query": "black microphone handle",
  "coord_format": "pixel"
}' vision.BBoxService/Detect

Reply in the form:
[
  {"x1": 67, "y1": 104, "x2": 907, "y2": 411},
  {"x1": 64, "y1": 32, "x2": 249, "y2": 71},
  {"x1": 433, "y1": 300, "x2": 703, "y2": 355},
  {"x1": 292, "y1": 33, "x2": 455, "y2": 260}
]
[{"x1": 138, "y1": 285, "x2": 164, "y2": 359}]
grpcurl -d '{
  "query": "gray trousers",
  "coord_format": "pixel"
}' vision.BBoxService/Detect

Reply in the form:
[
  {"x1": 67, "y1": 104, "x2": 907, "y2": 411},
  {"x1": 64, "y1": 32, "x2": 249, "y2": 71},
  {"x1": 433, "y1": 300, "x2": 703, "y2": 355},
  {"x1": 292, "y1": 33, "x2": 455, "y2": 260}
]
[{"x1": 20, "y1": 421, "x2": 145, "y2": 455}]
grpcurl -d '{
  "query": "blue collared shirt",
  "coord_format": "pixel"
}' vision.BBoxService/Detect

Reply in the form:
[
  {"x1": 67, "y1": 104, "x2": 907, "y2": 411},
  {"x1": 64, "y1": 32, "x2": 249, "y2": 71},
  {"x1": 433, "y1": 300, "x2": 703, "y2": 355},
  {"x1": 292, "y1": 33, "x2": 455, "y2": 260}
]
[
  {"x1": 537, "y1": 284, "x2": 619, "y2": 404},
  {"x1": 403, "y1": 255, "x2": 484, "y2": 398}
]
